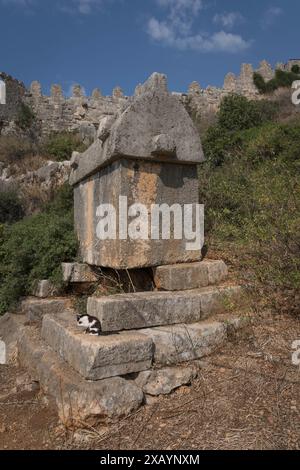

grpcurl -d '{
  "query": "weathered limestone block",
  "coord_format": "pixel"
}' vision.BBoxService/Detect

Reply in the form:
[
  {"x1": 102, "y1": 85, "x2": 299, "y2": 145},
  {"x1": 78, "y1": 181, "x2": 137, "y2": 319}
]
[
  {"x1": 42, "y1": 312, "x2": 154, "y2": 380},
  {"x1": 257, "y1": 60, "x2": 274, "y2": 81},
  {"x1": 72, "y1": 84, "x2": 84, "y2": 98},
  {"x1": 87, "y1": 285, "x2": 241, "y2": 332},
  {"x1": 224, "y1": 73, "x2": 237, "y2": 92},
  {"x1": 73, "y1": 159, "x2": 201, "y2": 268},
  {"x1": 113, "y1": 86, "x2": 124, "y2": 99},
  {"x1": 18, "y1": 326, "x2": 144, "y2": 425},
  {"x1": 140, "y1": 321, "x2": 228, "y2": 365},
  {"x1": 92, "y1": 88, "x2": 102, "y2": 99},
  {"x1": 153, "y1": 260, "x2": 228, "y2": 291},
  {"x1": 33, "y1": 280, "x2": 56, "y2": 298},
  {"x1": 21, "y1": 298, "x2": 73, "y2": 323},
  {"x1": 30, "y1": 81, "x2": 42, "y2": 99},
  {"x1": 0, "y1": 313, "x2": 26, "y2": 364},
  {"x1": 62, "y1": 262, "x2": 98, "y2": 284},
  {"x1": 135, "y1": 366, "x2": 198, "y2": 396},
  {"x1": 188, "y1": 81, "x2": 201, "y2": 95},
  {"x1": 70, "y1": 73, "x2": 204, "y2": 269},
  {"x1": 51, "y1": 84, "x2": 63, "y2": 101}
]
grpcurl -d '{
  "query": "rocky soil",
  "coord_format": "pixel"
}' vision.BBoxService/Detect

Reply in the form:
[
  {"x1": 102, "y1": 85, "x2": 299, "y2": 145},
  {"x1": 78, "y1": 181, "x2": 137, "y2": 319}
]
[{"x1": 1, "y1": 311, "x2": 299, "y2": 450}]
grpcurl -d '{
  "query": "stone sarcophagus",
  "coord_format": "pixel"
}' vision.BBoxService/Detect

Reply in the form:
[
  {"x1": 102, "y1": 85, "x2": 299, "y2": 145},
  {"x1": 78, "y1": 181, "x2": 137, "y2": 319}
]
[{"x1": 70, "y1": 73, "x2": 205, "y2": 269}]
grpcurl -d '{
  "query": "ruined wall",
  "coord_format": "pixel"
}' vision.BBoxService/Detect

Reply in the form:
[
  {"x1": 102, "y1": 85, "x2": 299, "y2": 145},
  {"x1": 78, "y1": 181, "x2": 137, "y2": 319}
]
[
  {"x1": 0, "y1": 72, "x2": 26, "y2": 123},
  {"x1": 26, "y1": 82, "x2": 129, "y2": 141},
  {"x1": 1, "y1": 59, "x2": 299, "y2": 138}
]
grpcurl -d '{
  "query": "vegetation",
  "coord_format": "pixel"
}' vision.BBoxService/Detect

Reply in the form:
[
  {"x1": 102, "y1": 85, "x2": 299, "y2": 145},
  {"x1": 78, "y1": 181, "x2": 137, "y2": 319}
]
[
  {"x1": 0, "y1": 189, "x2": 24, "y2": 224},
  {"x1": 0, "y1": 184, "x2": 78, "y2": 314},
  {"x1": 0, "y1": 135, "x2": 34, "y2": 165},
  {"x1": 253, "y1": 69, "x2": 300, "y2": 94},
  {"x1": 291, "y1": 64, "x2": 300, "y2": 74},
  {"x1": 16, "y1": 103, "x2": 35, "y2": 130},
  {"x1": 42, "y1": 132, "x2": 87, "y2": 162},
  {"x1": 201, "y1": 94, "x2": 300, "y2": 314},
  {"x1": 203, "y1": 95, "x2": 279, "y2": 166}
]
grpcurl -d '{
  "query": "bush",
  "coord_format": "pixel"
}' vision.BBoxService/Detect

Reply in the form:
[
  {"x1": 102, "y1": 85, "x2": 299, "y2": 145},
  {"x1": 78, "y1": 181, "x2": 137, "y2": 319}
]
[
  {"x1": 0, "y1": 184, "x2": 78, "y2": 314},
  {"x1": 0, "y1": 190, "x2": 24, "y2": 224},
  {"x1": 202, "y1": 95, "x2": 278, "y2": 166},
  {"x1": 16, "y1": 103, "x2": 35, "y2": 130},
  {"x1": 200, "y1": 113, "x2": 300, "y2": 315},
  {"x1": 42, "y1": 132, "x2": 87, "y2": 162},
  {"x1": 217, "y1": 95, "x2": 278, "y2": 132},
  {"x1": 254, "y1": 70, "x2": 300, "y2": 94},
  {"x1": 291, "y1": 64, "x2": 300, "y2": 74}
]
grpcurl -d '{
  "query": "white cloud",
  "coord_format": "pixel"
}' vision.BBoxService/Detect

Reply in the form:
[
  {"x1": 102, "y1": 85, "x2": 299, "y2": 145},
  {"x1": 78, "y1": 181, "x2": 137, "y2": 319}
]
[
  {"x1": 261, "y1": 6, "x2": 283, "y2": 29},
  {"x1": 74, "y1": 0, "x2": 102, "y2": 15},
  {"x1": 213, "y1": 12, "x2": 244, "y2": 30},
  {"x1": 148, "y1": 0, "x2": 251, "y2": 53}
]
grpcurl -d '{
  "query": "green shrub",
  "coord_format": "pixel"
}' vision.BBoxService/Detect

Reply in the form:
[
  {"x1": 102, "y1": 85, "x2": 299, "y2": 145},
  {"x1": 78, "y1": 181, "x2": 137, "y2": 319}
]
[
  {"x1": 16, "y1": 103, "x2": 35, "y2": 130},
  {"x1": 203, "y1": 95, "x2": 278, "y2": 166},
  {"x1": 201, "y1": 114, "x2": 300, "y2": 314},
  {"x1": 217, "y1": 95, "x2": 278, "y2": 133},
  {"x1": 0, "y1": 190, "x2": 24, "y2": 224},
  {"x1": 0, "y1": 184, "x2": 78, "y2": 314},
  {"x1": 42, "y1": 132, "x2": 87, "y2": 162},
  {"x1": 291, "y1": 65, "x2": 300, "y2": 74},
  {"x1": 254, "y1": 70, "x2": 300, "y2": 94}
]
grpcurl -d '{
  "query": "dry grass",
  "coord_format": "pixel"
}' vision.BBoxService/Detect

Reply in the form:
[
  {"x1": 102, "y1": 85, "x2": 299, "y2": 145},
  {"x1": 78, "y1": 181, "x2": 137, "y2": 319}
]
[
  {"x1": 0, "y1": 136, "x2": 34, "y2": 165},
  {"x1": 0, "y1": 311, "x2": 299, "y2": 450},
  {"x1": 9, "y1": 154, "x2": 48, "y2": 177},
  {"x1": 20, "y1": 182, "x2": 55, "y2": 214}
]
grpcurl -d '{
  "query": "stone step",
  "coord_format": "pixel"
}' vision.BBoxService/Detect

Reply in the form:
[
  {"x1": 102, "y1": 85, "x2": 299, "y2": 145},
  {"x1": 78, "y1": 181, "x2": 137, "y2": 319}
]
[
  {"x1": 41, "y1": 312, "x2": 153, "y2": 380},
  {"x1": 61, "y1": 263, "x2": 98, "y2": 284},
  {"x1": 18, "y1": 325, "x2": 144, "y2": 426},
  {"x1": 87, "y1": 285, "x2": 241, "y2": 332},
  {"x1": 139, "y1": 318, "x2": 244, "y2": 366},
  {"x1": 153, "y1": 260, "x2": 228, "y2": 291},
  {"x1": 21, "y1": 297, "x2": 74, "y2": 323}
]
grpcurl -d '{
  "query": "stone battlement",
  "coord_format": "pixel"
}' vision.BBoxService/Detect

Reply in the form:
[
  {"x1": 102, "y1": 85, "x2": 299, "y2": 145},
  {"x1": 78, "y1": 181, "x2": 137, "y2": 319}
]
[{"x1": 0, "y1": 59, "x2": 299, "y2": 138}]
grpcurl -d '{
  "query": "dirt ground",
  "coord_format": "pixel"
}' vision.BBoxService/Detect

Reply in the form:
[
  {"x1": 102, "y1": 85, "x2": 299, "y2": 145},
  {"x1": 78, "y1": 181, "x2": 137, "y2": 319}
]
[{"x1": 0, "y1": 311, "x2": 300, "y2": 451}]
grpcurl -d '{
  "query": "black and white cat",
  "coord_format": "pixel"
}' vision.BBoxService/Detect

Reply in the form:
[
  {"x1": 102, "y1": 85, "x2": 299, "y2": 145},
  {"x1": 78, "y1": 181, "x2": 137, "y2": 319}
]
[{"x1": 77, "y1": 314, "x2": 102, "y2": 336}]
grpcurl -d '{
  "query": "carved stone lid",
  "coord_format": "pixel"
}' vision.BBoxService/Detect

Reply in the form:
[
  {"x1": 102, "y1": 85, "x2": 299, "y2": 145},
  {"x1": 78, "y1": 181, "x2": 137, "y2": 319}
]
[{"x1": 70, "y1": 73, "x2": 204, "y2": 186}]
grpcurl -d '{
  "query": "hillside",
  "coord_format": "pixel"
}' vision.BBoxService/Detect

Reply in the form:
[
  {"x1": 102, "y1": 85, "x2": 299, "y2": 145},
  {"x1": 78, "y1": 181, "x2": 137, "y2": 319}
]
[{"x1": 0, "y1": 70, "x2": 299, "y2": 451}]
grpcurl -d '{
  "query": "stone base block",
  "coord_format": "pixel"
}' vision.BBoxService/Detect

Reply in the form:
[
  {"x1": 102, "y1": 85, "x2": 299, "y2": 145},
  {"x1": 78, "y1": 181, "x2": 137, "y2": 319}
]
[
  {"x1": 87, "y1": 285, "x2": 241, "y2": 332},
  {"x1": 140, "y1": 321, "x2": 228, "y2": 366},
  {"x1": 21, "y1": 298, "x2": 74, "y2": 323},
  {"x1": 18, "y1": 326, "x2": 144, "y2": 426},
  {"x1": 74, "y1": 159, "x2": 201, "y2": 269},
  {"x1": 62, "y1": 263, "x2": 98, "y2": 284},
  {"x1": 153, "y1": 260, "x2": 228, "y2": 291},
  {"x1": 135, "y1": 366, "x2": 198, "y2": 396},
  {"x1": 33, "y1": 280, "x2": 56, "y2": 298},
  {"x1": 41, "y1": 312, "x2": 153, "y2": 380}
]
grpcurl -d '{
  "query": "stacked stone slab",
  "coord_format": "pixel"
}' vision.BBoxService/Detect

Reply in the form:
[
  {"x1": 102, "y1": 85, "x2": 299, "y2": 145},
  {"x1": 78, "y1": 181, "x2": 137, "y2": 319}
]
[
  {"x1": 70, "y1": 72, "x2": 204, "y2": 269},
  {"x1": 12, "y1": 73, "x2": 248, "y2": 424}
]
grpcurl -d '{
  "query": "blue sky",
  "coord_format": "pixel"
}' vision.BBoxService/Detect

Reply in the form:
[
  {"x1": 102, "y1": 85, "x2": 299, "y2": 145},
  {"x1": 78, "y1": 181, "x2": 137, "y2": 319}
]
[{"x1": 0, "y1": 0, "x2": 298, "y2": 96}]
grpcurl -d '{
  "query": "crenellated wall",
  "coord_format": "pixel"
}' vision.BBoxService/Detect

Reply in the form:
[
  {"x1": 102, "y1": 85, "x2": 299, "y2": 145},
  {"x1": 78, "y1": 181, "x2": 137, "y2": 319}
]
[
  {"x1": 25, "y1": 82, "x2": 129, "y2": 141},
  {"x1": 186, "y1": 59, "x2": 300, "y2": 120},
  {"x1": 1, "y1": 59, "x2": 299, "y2": 138}
]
